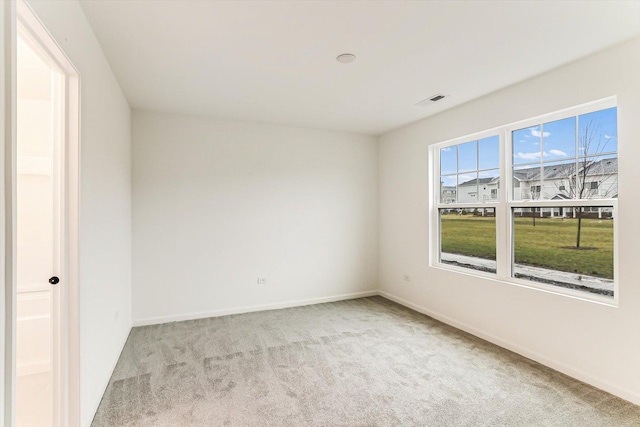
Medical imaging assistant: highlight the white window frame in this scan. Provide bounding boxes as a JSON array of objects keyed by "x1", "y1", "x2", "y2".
[
  {"x1": 430, "y1": 127, "x2": 504, "y2": 282},
  {"x1": 429, "y1": 97, "x2": 619, "y2": 306}
]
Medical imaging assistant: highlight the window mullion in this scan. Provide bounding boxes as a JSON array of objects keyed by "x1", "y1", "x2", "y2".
[
  {"x1": 497, "y1": 130, "x2": 511, "y2": 281},
  {"x1": 431, "y1": 146, "x2": 440, "y2": 266}
]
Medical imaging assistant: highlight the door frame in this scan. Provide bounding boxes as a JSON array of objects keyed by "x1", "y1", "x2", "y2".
[
  {"x1": 4, "y1": 1, "x2": 81, "y2": 425},
  {"x1": 1, "y1": 1, "x2": 17, "y2": 425}
]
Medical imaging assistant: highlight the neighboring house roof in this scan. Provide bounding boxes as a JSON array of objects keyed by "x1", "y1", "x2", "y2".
[
  {"x1": 458, "y1": 177, "x2": 498, "y2": 187},
  {"x1": 514, "y1": 162, "x2": 575, "y2": 181},
  {"x1": 512, "y1": 158, "x2": 617, "y2": 182},
  {"x1": 441, "y1": 158, "x2": 617, "y2": 188},
  {"x1": 589, "y1": 157, "x2": 618, "y2": 175}
]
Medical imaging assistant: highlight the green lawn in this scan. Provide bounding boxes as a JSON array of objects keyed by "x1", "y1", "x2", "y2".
[
  {"x1": 440, "y1": 215, "x2": 497, "y2": 260},
  {"x1": 440, "y1": 214, "x2": 613, "y2": 279}
]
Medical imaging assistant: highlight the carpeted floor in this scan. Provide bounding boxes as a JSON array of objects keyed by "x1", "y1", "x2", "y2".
[{"x1": 91, "y1": 296, "x2": 640, "y2": 426}]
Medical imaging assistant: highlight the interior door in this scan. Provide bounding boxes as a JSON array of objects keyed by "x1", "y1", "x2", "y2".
[{"x1": 15, "y1": 28, "x2": 63, "y2": 427}]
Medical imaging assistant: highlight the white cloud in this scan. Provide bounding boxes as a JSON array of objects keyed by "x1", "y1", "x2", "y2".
[
  {"x1": 441, "y1": 147, "x2": 453, "y2": 152},
  {"x1": 515, "y1": 151, "x2": 542, "y2": 160},
  {"x1": 604, "y1": 134, "x2": 616, "y2": 140},
  {"x1": 548, "y1": 149, "x2": 567, "y2": 156},
  {"x1": 515, "y1": 150, "x2": 567, "y2": 160},
  {"x1": 530, "y1": 128, "x2": 550, "y2": 138}
]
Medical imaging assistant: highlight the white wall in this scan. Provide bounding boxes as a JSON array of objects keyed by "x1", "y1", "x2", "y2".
[
  {"x1": 133, "y1": 111, "x2": 377, "y2": 324},
  {"x1": 24, "y1": 1, "x2": 132, "y2": 426},
  {"x1": 378, "y1": 36, "x2": 640, "y2": 404}
]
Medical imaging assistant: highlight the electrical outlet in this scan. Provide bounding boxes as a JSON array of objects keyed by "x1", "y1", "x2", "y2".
[
  {"x1": 403, "y1": 275, "x2": 410, "y2": 282},
  {"x1": 257, "y1": 277, "x2": 267, "y2": 284}
]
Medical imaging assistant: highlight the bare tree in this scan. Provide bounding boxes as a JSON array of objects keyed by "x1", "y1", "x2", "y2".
[
  {"x1": 554, "y1": 119, "x2": 617, "y2": 248},
  {"x1": 517, "y1": 169, "x2": 541, "y2": 226},
  {"x1": 531, "y1": 186, "x2": 541, "y2": 227}
]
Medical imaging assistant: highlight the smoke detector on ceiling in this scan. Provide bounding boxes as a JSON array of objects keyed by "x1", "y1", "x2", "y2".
[
  {"x1": 336, "y1": 53, "x2": 356, "y2": 64},
  {"x1": 415, "y1": 94, "x2": 447, "y2": 106}
]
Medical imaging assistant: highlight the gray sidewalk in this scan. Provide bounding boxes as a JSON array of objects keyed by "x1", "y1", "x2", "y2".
[{"x1": 440, "y1": 253, "x2": 613, "y2": 295}]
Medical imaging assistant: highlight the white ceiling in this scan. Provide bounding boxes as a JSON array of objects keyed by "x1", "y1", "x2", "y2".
[{"x1": 79, "y1": 0, "x2": 640, "y2": 135}]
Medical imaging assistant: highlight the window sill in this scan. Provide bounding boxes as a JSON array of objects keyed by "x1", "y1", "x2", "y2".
[{"x1": 429, "y1": 261, "x2": 619, "y2": 308}]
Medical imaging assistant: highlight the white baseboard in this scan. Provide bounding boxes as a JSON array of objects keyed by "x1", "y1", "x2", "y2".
[
  {"x1": 132, "y1": 290, "x2": 379, "y2": 327},
  {"x1": 378, "y1": 290, "x2": 640, "y2": 406}
]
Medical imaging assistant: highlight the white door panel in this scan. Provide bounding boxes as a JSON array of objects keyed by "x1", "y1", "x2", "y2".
[{"x1": 16, "y1": 291, "x2": 51, "y2": 376}]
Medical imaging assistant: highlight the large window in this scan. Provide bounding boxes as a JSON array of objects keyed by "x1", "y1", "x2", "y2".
[
  {"x1": 432, "y1": 98, "x2": 618, "y2": 302},
  {"x1": 438, "y1": 135, "x2": 499, "y2": 273}
]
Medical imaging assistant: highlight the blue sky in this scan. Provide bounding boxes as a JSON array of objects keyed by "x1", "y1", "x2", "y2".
[
  {"x1": 440, "y1": 174, "x2": 456, "y2": 189},
  {"x1": 513, "y1": 107, "x2": 617, "y2": 165},
  {"x1": 440, "y1": 145, "x2": 457, "y2": 175},
  {"x1": 440, "y1": 135, "x2": 499, "y2": 176},
  {"x1": 479, "y1": 168, "x2": 499, "y2": 181},
  {"x1": 479, "y1": 136, "x2": 499, "y2": 170},
  {"x1": 513, "y1": 117, "x2": 575, "y2": 165},
  {"x1": 579, "y1": 107, "x2": 618, "y2": 155},
  {"x1": 458, "y1": 141, "x2": 476, "y2": 172}
]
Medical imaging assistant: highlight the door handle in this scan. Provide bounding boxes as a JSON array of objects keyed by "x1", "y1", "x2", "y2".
[{"x1": 49, "y1": 276, "x2": 60, "y2": 285}]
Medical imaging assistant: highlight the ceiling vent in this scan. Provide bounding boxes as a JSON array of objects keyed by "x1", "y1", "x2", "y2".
[{"x1": 416, "y1": 94, "x2": 446, "y2": 106}]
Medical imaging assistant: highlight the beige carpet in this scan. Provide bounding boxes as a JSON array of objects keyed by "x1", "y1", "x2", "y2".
[{"x1": 92, "y1": 296, "x2": 640, "y2": 426}]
